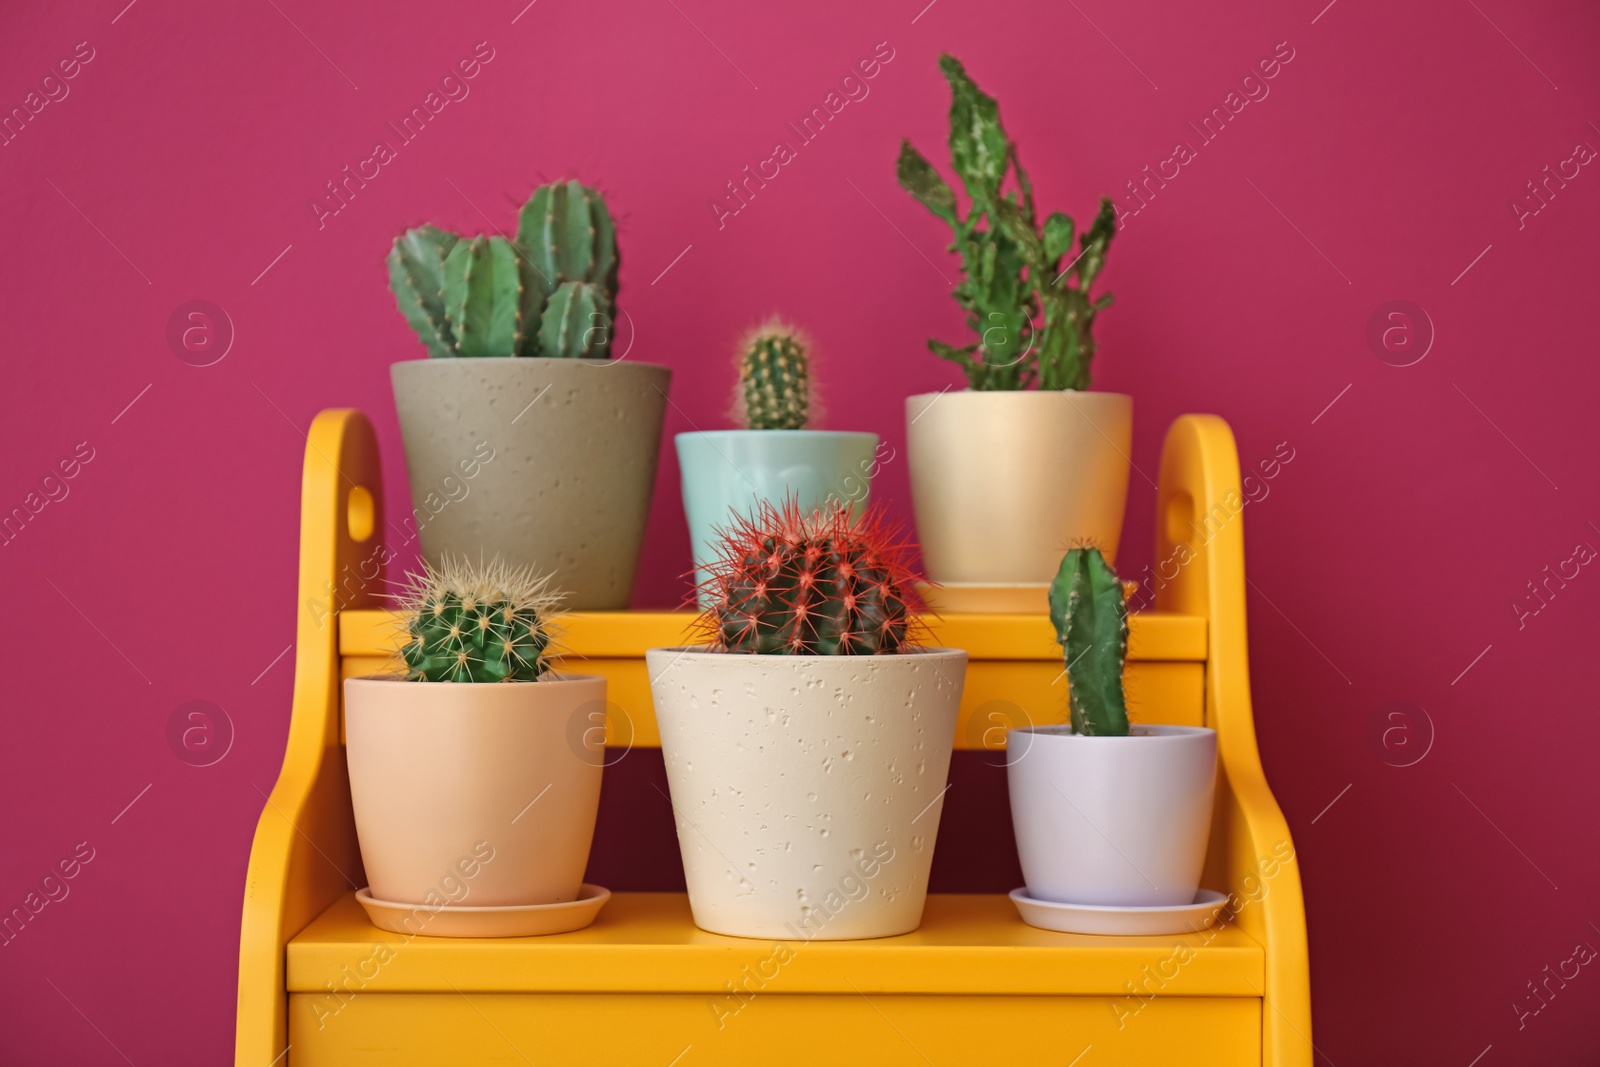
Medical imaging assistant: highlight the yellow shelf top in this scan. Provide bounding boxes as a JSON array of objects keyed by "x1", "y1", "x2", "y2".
[
  {"x1": 287, "y1": 891, "x2": 1262, "y2": 997},
  {"x1": 339, "y1": 610, "x2": 1206, "y2": 663}
]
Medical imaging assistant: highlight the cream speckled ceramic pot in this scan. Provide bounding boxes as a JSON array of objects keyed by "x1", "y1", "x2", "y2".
[
  {"x1": 646, "y1": 648, "x2": 967, "y2": 940},
  {"x1": 905, "y1": 390, "x2": 1132, "y2": 583}
]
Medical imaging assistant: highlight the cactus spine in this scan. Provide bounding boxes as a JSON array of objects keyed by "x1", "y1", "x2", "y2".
[
  {"x1": 387, "y1": 179, "x2": 619, "y2": 359},
  {"x1": 1048, "y1": 547, "x2": 1129, "y2": 736},
  {"x1": 397, "y1": 558, "x2": 562, "y2": 683},
  {"x1": 696, "y1": 498, "x2": 924, "y2": 655},
  {"x1": 737, "y1": 322, "x2": 811, "y2": 430},
  {"x1": 897, "y1": 54, "x2": 1116, "y2": 391}
]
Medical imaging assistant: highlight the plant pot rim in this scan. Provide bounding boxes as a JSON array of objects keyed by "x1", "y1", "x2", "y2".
[
  {"x1": 391, "y1": 356, "x2": 670, "y2": 371},
  {"x1": 675, "y1": 429, "x2": 878, "y2": 441},
  {"x1": 346, "y1": 671, "x2": 604, "y2": 688},
  {"x1": 1009, "y1": 723, "x2": 1215, "y2": 742},
  {"x1": 907, "y1": 388, "x2": 1131, "y2": 401},
  {"x1": 647, "y1": 645, "x2": 966, "y2": 663}
]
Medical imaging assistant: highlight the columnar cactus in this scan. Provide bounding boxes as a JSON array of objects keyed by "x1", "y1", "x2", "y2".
[
  {"x1": 396, "y1": 558, "x2": 562, "y2": 683},
  {"x1": 736, "y1": 322, "x2": 811, "y2": 431},
  {"x1": 517, "y1": 180, "x2": 619, "y2": 301},
  {"x1": 387, "y1": 224, "x2": 459, "y2": 359},
  {"x1": 897, "y1": 55, "x2": 1116, "y2": 391},
  {"x1": 441, "y1": 236, "x2": 532, "y2": 358},
  {"x1": 386, "y1": 179, "x2": 619, "y2": 359},
  {"x1": 695, "y1": 498, "x2": 924, "y2": 655},
  {"x1": 1048, "y1": 547, "x2": 1130, "y2": 736}
]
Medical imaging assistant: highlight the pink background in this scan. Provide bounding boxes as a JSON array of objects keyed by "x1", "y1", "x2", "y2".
[{"x1": 4, "y1": 0, "x2": 1599, "y2": 1061}]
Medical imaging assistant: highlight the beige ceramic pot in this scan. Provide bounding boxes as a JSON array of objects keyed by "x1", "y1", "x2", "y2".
[
  {"x1": 344, "y1": 673, "x2": 605, "y2": 907},
  {"x1": 905, "y1": 390, "x2": 1132, "y2": 584},
  {"x1": 646, "y1": 647, "x2": 967, "y2": 940},
  {"x1": 391, "y1": 358, "x2": 670, "y2": 610}
]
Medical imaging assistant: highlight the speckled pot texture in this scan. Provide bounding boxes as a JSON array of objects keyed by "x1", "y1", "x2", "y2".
[
  {"x1": 392, "y1": 358, "x2": 670, "y2": 609},
  {"x1": 646, "y1": 647, "x2": 968, "y2": 940}
]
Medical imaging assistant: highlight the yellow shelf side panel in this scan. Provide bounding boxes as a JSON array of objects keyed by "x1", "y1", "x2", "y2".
[
  {"x1": 235, "y1": 410, "x2": 379, "y2": 1067},
  {"x1": 1155, "y1": 414, "x2": 1313, "y2": 1066}
]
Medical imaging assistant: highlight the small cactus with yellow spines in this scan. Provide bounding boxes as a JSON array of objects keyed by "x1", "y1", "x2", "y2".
[
  {"x1": 394, "y1": 558, "x2": 562, "y2": 683},
  {"x1": 736, "y1": 321, "x2": 811, "y2": 431}
]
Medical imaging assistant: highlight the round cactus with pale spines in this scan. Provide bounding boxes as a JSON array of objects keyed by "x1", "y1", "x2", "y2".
[
  {"x1": 396, "y1": 558, "x2": 562, "y2": 682},
  {"x1": 694, "y1": 498, "x2": 924, "y2": 655},
  {"x1": 737, "y1": 322, "x2": 811, "y2": 431}
]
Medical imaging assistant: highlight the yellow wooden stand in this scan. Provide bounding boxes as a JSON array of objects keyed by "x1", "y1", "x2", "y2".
[{"x1": 236, "y1": 409, "x2": 1312, "y2": 1065}]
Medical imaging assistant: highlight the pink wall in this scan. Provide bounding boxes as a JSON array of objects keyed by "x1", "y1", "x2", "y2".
[{"x1": 4, "y1": 0, "x2": 1598, "y2": 1061}]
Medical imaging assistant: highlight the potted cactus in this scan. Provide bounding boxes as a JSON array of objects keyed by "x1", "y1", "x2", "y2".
[
  {"x1": 676, "y1": 320, "x2": 878, "y2": 602},
  {"x1": 344, "y1": 558, "x2": 609, "y2": 937},
  {"x1": 387, "y1": 180, "x2": 671, "y2": 610},
  {"x1": 897, "y1": 56, "x2": 1130, "y2": 605},
  {"x1": 1006, "y1": 547, "x2": 1219, "y2": 932},
  {"x1": 646, "y1": 499, "x2": 967, "y2": 940}
]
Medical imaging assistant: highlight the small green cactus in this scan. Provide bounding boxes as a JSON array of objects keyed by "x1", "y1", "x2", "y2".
[
  {"x1": 1048, "y1": 547, "x2": 1129, "y2": 736},
  {"x1": 736, "y1": 322, "x2": 811, "y2": 430},
  {"x1": 898, "y1": 55, "x2": 1116, "y2": 391},
  {"x1": 538, "y1": 280, "x2": 610, "y2": 359},
  {"x1": 386, "y1": 179, "x2": 619, "y2": 359},
  {"x1": 396, "y1": 558, "x2": 562, "y2": 683}
]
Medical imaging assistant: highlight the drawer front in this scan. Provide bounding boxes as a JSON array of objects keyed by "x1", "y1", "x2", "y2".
[{"x1": 290, "y1": 991, "x2": 1260, "y2": 1066}]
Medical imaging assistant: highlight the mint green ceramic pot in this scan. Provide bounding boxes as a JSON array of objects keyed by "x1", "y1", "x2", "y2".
[{"x1": 676, "y1": 430, "x2": 879, "y2": 596}]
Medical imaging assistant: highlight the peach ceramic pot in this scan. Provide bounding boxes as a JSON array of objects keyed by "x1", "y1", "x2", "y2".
[
  {"x1": 646, "y1": 647, "x2": 967, "y2": 940},
  {"x1": 905, "y1": 389, "x2": 1133, "y2": 583},
  {"x1": 344, "y1": 673, "x2": 606, "y2": 907}
]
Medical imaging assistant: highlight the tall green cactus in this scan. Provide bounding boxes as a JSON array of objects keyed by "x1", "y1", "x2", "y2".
[
  {"x1": 1048, "y1": 547, "x2": 1129, "y2": 736},
  {"x1": 737, "y1": 323, "x2": 810, "y2": 430},
  {"x1": 387, "y1": 179, "x2": 619, "y2": 359},
  {"x1": 897, "y1": 55, "x2": 1116, "y2": 391},
  {"x1": 517, "y1": 180, "x2": 619, "y2": 300}
]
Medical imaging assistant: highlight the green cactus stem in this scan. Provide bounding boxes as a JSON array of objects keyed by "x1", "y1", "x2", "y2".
[
  {"x1": 737, "y1": 322, "x2": 811, "y2": 430},
  {"x1": 442, "y1": 235, "x2": 529, "y2": 358},
  {"x1": 387, "y1": 225, "x2": 460, "y2": 359},
  {"x1": 695, "y1": 498, "x2": 924, "y2": 655},
  {"x1": 389, "y1": 179, "x2": 621, "y2": 359},
  {"x1": 897, "y1": 54, "x2": 1117, "y2": 391},
  {"x1": 538, "y1": 280, "x2": 610, "y2": 359},
  {"x1": 516, "y1": 180, "x2": 619, "y2": 298},
  {"x1": 1048, "y1": 547, "x2": 1130, "y2": 736},
  {"x1": 396, "y1": 558, "x2": 562, "y2": 683}
]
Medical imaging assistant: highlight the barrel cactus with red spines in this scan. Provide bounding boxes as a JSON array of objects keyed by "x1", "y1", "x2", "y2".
[{"x1": 694, "y1": 498, "x2": 926, "y2": 655}]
